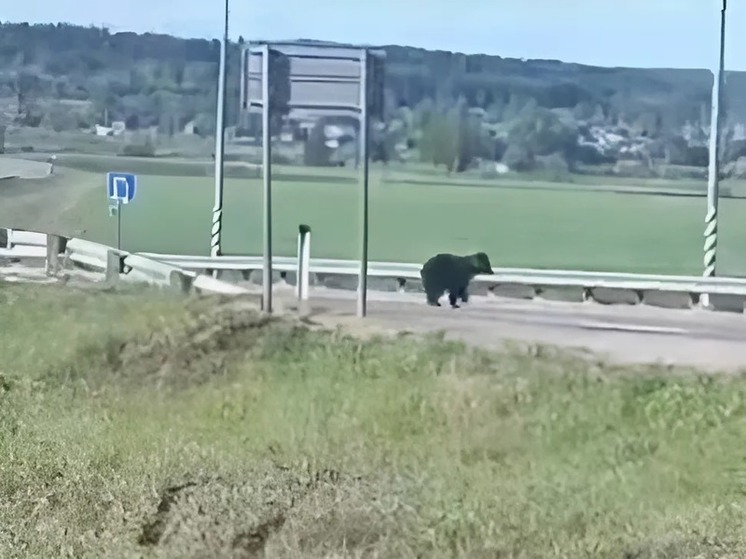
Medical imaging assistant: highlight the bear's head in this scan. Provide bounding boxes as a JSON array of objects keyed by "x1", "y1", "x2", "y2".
[{"x1": 469, "y1": 252, "x2": 494, "y2": 275}]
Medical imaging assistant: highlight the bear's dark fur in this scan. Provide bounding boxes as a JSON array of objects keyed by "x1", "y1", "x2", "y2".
[{"x1": 419, "y1": 252, "x2": 494, "y2": 308}]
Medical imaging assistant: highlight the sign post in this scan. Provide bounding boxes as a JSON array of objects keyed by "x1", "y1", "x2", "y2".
[
  {"x1": 106, "y1": 172, "x2": 137, "y2": 251},
  {"x1": 242, "y1": 41, "x2": 385, "y2": 316},
  {"x1": 357, "y1": 48, "x2": 370, "y2": 318},
  {"x1": 261, "y1": 43, "x2": 273, "y2": 313}
]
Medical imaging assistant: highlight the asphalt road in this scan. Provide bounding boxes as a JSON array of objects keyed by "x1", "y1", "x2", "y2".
[
  {"x1": 4, "y1": 262, "x2": 745, "y2": 373},
  {"x1": 277, "y1": 286, "x2": 746, "y2": 373}
]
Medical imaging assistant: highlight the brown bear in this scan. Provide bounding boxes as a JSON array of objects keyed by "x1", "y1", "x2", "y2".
[{"x1": 419, "y1": 251, "x2": 494, "y2": 308}]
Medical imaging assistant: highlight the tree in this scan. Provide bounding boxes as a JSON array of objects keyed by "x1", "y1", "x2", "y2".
[
  {"x1": 372, "y1": 119, "x2": 408, "y2": 164},
  {"x1": 304, "y1": 119, "x2": 333, "y2": 166},
  {"x1": 45, "y1": 102, "x2": 78, "y2": 132},
  {"x1": 151, "y1": 89, "x2": 181, "y2": 135},
  {"x1": 573, "y1": 100, "x2": 596, "y2": 121},
  {"x1": 412, "y1": 97, "x2": 435, "y2": 131},
  {"x1": 420, "y1": 110, "x2": 459, "y2": 172},
  {"x1": 485, "y1": 100, "x2": 505, "y2": 123},
  {"x1": 12, "y1": 71, "x2": 41, "y2": 117},
  {"x1": 419, "y1": 104, "x2": 489, "y2": 174},
  {"x1": 456, "y1": 109, "x2": 489, "y2": 172},
  {"x1": 503, "y1": 93, "x2": 536, "y2": 121},
  {"x1": 504, "y1": 107, "x2": 579, "y2": 171}
]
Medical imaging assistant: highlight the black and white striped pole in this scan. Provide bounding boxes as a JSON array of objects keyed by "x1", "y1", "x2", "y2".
[
  {"x1": 210, "y1": 0, "x2": 229, "y2": 263},
  {"x1": 702, "y1": 0, "x2": 726, "y2": 308}
]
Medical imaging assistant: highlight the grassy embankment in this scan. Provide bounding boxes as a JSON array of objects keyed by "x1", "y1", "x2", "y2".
[{"x1": 1, "y1": 283, "x2": 746, "y2": 557}]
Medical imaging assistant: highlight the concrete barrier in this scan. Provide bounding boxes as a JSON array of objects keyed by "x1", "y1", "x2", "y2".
[
  {"x1": 536, "y1": 286, "x2": 587, "y2": 303},
  {"x1": 590, "y1": 287, "x2": 641, "y2": 306},
  {"x1": 707, "y1": 294, "x2": 745, "y2": 314},
  {"x1": 491, "y1": 283, "x2": 536, "y2": 300},
  {"x1": 642, "y1": 290, "x2": 694, "y2": 310}
]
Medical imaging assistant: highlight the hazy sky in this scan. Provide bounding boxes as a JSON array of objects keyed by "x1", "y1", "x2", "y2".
[{"x1": 5, "y1": 0, "x2": 745, "y2": 70}]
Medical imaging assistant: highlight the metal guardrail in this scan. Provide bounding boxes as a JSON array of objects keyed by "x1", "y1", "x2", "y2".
[
  {"x1": 7, "y1": 227, "x2": 746, "y2": 309},
  {"x1": 1, "y1": 232, "x2": 252, "y2": 297},
  {"x1": 63, "y1": 238, "x2": 252, "y2": 296},
  {"x1": 139, "y1": 252, "x2": 746, "y2": 297},
  {"x1": 0, "y1": 228, "x2": 48, "y2": 258}
]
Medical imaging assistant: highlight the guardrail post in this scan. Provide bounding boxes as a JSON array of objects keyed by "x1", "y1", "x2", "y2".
[
  {"x1": 45, "y1": 234, "x2": 61, "y2": 276},
  {"x1": 296, "y1": 224, "x2": 311, "y2": 301},
  {"x1": 169, "y1": 270, "x2": 194, "y2": 295},
  {"x1": 105, "y1": 250, "x2": 124, "y2": 283}
]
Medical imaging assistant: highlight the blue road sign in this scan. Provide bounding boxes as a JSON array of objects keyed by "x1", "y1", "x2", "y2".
[{"x1": 106, "y1": 172, "x2": 137, "y2": 204}]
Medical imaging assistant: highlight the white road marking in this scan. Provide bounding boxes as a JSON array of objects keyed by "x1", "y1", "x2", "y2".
[{"x1": 578, "y1": 321, "x2": 688, "y2": 335}]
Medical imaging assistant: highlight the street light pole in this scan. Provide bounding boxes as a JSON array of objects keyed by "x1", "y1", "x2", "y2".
[
  {"x1": 702, "y1": 0, "x2": 726, "y2": 308},
  {"x1": 210, "y1": 0, "x2": 229, "y2": 261}
]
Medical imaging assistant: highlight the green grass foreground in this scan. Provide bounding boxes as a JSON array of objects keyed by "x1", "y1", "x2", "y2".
[{"x1": 1, "y1": 284, "x2": 746, "y2": 557}]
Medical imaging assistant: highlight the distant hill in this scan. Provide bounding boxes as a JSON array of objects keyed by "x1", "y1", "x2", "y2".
[
  {"x1": 0, "y1": 22, "x2": 737, "y2": 131},
  {"x1": 2, "y1": 22, "x2": 746, "y2": 174}
]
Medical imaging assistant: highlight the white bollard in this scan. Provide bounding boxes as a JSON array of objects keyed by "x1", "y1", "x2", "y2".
[
  {"x1": 45, "y1": 234, "x2": 61, "y2": 276},
  {"x1": 296, "y1": 224, "x2": 311, "y2": 301}
]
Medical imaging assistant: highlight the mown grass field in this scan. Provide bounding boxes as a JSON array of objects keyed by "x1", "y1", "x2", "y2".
[
  {"x1": 2, "y1": 283, "x2": 746, "y2": 557},
  {"x1": 4, "y1": 152, "x2": 746, "y2": 275}
]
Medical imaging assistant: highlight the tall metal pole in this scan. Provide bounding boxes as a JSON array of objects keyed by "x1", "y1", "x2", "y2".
[
  {"x1": 703, "y1": 0, "x2": 727, "y2": 307},
  {"x1": 117, "y1": 199, "x2": 122, "y2": 251},
  {"x1": 262, "y1": 44, "x2": 273, "y2": 313},
  {"x1": 210, "y1": 0, "x2": 229, "y2": 260},
  {"x1": 357, "y1": 48, "x2": 370, "y2": 318}
]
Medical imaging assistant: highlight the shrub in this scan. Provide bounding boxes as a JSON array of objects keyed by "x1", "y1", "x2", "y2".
[{"x1": 121, "y1": 142, "x2": 156, "y2": 157}]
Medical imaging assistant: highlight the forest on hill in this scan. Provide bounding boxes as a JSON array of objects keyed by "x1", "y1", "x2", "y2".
[{"x1": 2, "y1": 22, "x2": 745, "y2": 175}]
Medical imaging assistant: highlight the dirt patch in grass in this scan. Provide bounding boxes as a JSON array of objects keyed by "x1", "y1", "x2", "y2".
[
  {"x1": 135, "y1": 463, "x2": 412, "y2": 559},
  {"x1": 83, "y1": 295, "x2": 407, "y2": 392},
  {"x1": 58, "y1": 296, "x2": 310, "y2": 391},
  {"x1": 623, "y1": 534, "x2": 746, "y2": 559}
]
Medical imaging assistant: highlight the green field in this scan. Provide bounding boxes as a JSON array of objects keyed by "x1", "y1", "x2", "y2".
[
  {"x1": 2, "y1": 284, "x2": 746, "y2": 557},
  {"x1": 4, "y1": 153, "x2": 746, "y2": 275}
]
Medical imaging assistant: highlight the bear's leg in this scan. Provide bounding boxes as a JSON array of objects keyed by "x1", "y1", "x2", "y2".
[
  {"x1": 448, "y1": 291, "x2": 460, "y2": 308},
  {"x1": 458, "y1": 285, "x2": 469, "y2": 303},
  {"x1": 425, "y1": 288, "x2": 442, "y2": 307}
]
